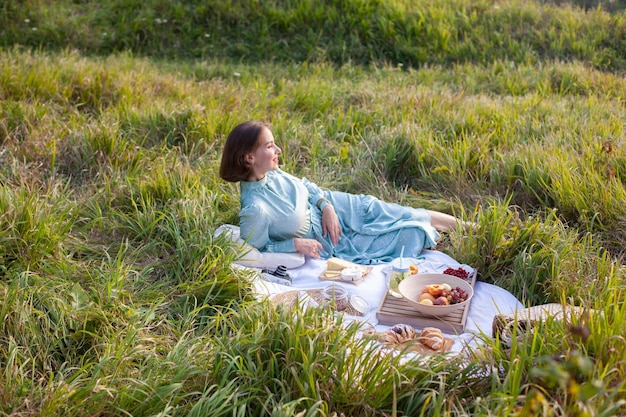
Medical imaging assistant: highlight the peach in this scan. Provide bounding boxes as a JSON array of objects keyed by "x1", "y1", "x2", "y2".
[
  {"x1": 419, "y1": 293, "x2": 436, "y2": 303},
  {"x1": 427, "y1": 284, "x2": 445, "y2": 297},
  {"x1": 434, "y1": 296, "x2": 449, "y2": 306}
]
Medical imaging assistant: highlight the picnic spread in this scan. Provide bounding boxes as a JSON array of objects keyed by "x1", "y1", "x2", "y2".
[
  {"x1": 249, "y1": 249, "x2": 524, "y2": 354},
  {"x1": 218, "y1": 224, "x2": 592, "y2": 356}
]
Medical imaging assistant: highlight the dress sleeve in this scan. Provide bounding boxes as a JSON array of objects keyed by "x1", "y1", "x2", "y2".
[
  {"x1": 301, "y1": 177, "x2": 329, "y2": 211},
  {"x1": 239, "y1": 204, "x2": 297, "y2": 253}
]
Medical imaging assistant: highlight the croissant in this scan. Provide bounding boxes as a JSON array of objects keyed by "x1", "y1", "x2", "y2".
[
  {"x1": 419, "y1": 327, "x2": 445, "y2": 351},
  {"x1": 383, "y1": 323, "x2": 419, "y2": 344}
]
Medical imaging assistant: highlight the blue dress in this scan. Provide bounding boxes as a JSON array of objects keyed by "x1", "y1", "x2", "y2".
[{"x1": 239, "y1": 169, "x2": 439, "y2": 265}]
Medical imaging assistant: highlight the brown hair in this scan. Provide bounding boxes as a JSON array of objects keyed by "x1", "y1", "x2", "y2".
[{"x1": 219, "y1": 121, "x2": 269, "y2": 182}]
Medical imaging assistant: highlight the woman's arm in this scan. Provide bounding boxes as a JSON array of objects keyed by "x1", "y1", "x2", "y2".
[
  {"x1": 301, "y1": 177, "x2": 331, "y2": 212},
  {"x1": 319, "y1": 203, "x2": 341, "y2": 246},
  {"x1": 301, "y1": 177, "x2": 342, "y2": 245},
  {"x1": 239, "y1": 203, "x2": 325, "y2": 256},
  {"x1": 239, "y1": 204, "x2": 297, "y2": 253}
]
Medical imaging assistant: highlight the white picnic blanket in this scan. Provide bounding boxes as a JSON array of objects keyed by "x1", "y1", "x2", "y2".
[{"x1": 248, "y1": 249, "x2": 523, "y2": 353}]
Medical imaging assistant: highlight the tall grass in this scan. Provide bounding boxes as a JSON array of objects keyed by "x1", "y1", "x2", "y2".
[
  {"x1": 2, "y1": 0, "x2": 626, "y2": 72},
  {"x1": 1, "y1": 0, "x2": 626, "y2": 415},
  {"x1": 0, "y1": 183, "x2": 75, "y2": 271}
]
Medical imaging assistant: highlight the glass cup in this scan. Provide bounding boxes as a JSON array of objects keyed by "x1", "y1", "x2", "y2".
[
  {"x1": 322, "y1": 284, "x2": 349, "y2": 311},
  {"x1": 388, "y1": 258, "x2": 410, "y2": 298}
]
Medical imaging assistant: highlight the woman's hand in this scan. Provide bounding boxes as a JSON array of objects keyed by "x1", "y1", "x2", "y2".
[
  {"x1": 321, "y1": 204, "x2": 342, "y2": 246},
  {"x1": 294, "y1": 238, "x2": 324, "y2": 258}
]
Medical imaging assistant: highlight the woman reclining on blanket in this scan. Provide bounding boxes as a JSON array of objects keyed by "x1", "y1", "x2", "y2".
[{"x1": 219, "y1": 121, "x2": 470, "y2": 265}]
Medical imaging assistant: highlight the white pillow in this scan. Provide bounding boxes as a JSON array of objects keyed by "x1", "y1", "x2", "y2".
[{"x1": 214, "y1": 224, "x2": 305, "y2": 270}]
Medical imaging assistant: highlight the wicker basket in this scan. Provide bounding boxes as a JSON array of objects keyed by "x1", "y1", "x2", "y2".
[{"x1": 492, "y1": 303, "x2": 590, "y2": 346}]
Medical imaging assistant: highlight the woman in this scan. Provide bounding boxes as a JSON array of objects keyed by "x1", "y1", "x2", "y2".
[{"x1": 220, "y1": 121, "x2": 465, "y2": 265}]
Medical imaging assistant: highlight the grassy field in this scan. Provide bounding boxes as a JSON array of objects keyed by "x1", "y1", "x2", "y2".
[{"x1": 1, "y1": 0, "x2": 626, "y2": 415}]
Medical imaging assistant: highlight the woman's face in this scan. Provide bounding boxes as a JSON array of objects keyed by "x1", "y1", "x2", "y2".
[{"x1": 246, "y1": 127, "x2": 281, "y2": 181}]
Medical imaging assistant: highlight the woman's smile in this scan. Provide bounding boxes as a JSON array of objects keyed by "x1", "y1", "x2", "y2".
[{"x1": 247, "y1": 127, "x2": 281, "y2": 181}]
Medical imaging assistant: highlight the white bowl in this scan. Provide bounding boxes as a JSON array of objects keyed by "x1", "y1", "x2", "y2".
[{"x1": 397, "y1": 273, "x2": 474, "y2": 317}]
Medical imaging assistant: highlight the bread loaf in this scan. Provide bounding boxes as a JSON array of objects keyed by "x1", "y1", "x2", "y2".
[
  {"x1": 419, "y1": 327, "x2": 445, "y2": 351},
  {"x1": 383, "y1": 323, "x2": 419, "y2": 344}
]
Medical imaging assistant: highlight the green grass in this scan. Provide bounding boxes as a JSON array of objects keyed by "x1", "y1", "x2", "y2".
[
  {"x1": 1, "y1": 0, "x2": 626, "y2": 415},
  {"x1": 2, "y1": 0, "x2": 626, "y2": 71}
]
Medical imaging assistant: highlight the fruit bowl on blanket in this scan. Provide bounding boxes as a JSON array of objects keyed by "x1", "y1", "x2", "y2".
[{"x1": 398, "y1": 273, "x2": 474, "y2": 317}]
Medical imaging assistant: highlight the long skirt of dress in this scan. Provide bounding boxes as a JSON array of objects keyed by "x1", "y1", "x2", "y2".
[{"x1": 311, "y1": 191, "x2": 440, "y2": 265}]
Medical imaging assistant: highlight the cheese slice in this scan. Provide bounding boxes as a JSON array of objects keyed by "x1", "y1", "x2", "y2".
[
  {"x1": 326, "y1": 257, "x2": 359, "y2": 271},
  {"x1": 323, "y1": 270, "x2": 342, "y2": 279}
]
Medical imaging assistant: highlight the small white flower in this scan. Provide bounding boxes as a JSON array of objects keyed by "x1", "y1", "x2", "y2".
[
  {"x1": 24, "y1": 18, "x2": 30, "y2": 23},
  {"x1": 233, "y1": 72, "x2": 241, "y2": 77}
]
